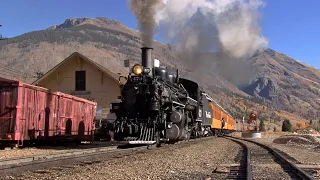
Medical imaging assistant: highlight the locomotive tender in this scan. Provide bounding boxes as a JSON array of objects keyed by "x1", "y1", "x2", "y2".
[{"x1": 111, "y1": 47, "x2": 235, "y2": 146}]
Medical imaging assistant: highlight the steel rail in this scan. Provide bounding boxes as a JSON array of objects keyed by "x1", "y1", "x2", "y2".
[
  {"x1": 225, "y1": 135, "x2": 314, "y2": 180},
  {"x1": 224, "y1": 136, "x2": 253, "y2": 180}
]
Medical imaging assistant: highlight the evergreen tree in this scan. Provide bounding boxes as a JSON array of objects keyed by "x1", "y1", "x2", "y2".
[
  {"x1": 259, "y1": 119, "x2": 266, "y2": 132},
  {"x1": 282, "y1": 119, "x2": 292, "y2": 132}
]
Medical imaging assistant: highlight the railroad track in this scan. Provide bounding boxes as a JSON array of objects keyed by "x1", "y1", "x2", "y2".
[
  {"x1": 224, "y1": 136, "x2": 315, "y2": 180},
  {"x1": 0, "y1": 137, "x2": 213, "y2": 178}
]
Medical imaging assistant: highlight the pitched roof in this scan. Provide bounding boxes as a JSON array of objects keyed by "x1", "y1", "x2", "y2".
[{"x1": 32, "y1": 52, "x2": 120, "y2": 85}]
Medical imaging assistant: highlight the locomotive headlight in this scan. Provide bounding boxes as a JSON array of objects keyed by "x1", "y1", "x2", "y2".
[{"x1": 133, "y1": 64, "x2": 143, "y2": 75}]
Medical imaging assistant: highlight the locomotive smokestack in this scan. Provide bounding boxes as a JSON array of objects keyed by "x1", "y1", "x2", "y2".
[{"x1": 141, "y1": 47, "x2": 154, "y2": 72}]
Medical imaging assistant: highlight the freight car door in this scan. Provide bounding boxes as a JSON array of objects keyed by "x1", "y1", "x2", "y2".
[
  {"x1": 44, "y1": 107, "x2": 50, "y2": 139},
  {"x1": 0, "y1": 86, "x2": 17, "y2": 138},
  {"x1": 44, "y1": 93, "x2": 55, "y2": 139}
]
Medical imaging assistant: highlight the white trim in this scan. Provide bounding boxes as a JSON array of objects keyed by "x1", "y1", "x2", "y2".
[
  {"x1": 173, "y1": 101, "x2": 185, "y2": 107},
  {"x1": 129, "y1": 141, "x2": 156, "y2": 145}
]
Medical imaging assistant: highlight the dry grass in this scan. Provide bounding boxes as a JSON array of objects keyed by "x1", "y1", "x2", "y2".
[
  {"x1": 261, "y1": 131, "x2": 292, "y2": 137},
  {"x1": 276, "y1": 110, "x2": 309, "y2": 125}
]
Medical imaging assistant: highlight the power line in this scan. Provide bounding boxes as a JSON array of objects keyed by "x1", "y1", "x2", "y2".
[
  {"x1": 0, "y1": 62, "x2": 38, "y2": 83},
  {"x1": 0, "y1": 64, "x2": 37, "y2": 78},
  {"x1": 0, "y1": 60, "x2": 37, "y2": 76}
]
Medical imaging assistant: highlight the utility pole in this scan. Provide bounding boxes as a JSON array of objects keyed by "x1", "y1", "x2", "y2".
[{"x1": 0, "y1": 24, "x2": 3, "y2": 40}]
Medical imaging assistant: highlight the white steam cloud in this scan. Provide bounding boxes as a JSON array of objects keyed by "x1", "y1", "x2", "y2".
[{"x1": 156, "y1": 0, "x2": 268, "y2": 58}]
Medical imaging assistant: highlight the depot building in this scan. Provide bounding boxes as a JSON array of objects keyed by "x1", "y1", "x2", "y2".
[{"x1": 33, "y1": 52, "x2": 123, "y2": 120}]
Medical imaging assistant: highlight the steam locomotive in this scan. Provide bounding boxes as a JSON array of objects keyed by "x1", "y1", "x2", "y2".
[{"x1": 111, "y1": 47, "x2": 233, "y2": 146}]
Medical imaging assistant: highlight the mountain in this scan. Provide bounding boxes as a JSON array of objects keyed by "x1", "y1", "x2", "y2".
[
  {"x1": 242, "y1": 49, "x2": 320, "y2": 117},
  {"x1": 0, "y1": 17, "x2": 319, "y2": 121}
]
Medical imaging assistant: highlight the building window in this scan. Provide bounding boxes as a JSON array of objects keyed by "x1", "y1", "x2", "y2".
[{"x1": 75, "y1": 71, "x2": 86, "y2": 91}]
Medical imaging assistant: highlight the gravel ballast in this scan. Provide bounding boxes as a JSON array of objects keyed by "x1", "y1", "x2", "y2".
[
  {"x1": 254, "y1": 134, "x2": 320, "y2": 165},
  {"x1": 6, "y1": 138, "x2": 242, "y2": 180},
  {"x1": 244, "y1": 141, "x2": 294, "y2": 180}
]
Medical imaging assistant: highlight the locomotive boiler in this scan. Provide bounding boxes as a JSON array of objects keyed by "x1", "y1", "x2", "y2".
[{"x1": 111, "y1": 47, "x2": 214, "y2": 146}]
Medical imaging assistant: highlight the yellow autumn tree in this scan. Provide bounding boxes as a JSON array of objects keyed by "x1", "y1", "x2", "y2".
[{"x1": 296, "y1": 122, "x2": 309, "y2": 129}]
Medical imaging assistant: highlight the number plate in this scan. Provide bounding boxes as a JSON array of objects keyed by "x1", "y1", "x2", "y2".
[{"x1": 131, "y1": 76, "x2": 143, "y2": 82}]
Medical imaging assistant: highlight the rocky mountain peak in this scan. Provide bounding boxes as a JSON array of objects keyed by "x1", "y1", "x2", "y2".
[{"x1": 47, "y1": 17, "x2": 122, "y2": 30}]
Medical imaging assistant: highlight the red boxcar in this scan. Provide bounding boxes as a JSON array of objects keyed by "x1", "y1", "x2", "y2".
[{"x1": 0, "y1": 77, "x2": 97, "y2": 148}]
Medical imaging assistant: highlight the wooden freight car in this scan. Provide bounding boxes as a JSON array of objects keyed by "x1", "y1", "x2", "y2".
[{"x1": 0, "y1": 77, "x2": 97, "y2": 148}]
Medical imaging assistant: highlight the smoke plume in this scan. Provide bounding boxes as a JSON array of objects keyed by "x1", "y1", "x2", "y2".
[
  {"x1": 128, "y1": 0, "x2": 268, "y2": 86},
  {"x1": 129, "y1": 0, "x2": 163, "y2": 47},
  {"x1": 156, "y1": 0, "x2": 268, "y2": 58},
  {"x1": 154, "y1": 0, "x2": 268, "y2": 86}
]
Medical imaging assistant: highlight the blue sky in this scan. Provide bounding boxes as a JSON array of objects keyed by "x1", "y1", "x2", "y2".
[{"x1": 0, "y1": 0, "x2": 319, "y2": 68}]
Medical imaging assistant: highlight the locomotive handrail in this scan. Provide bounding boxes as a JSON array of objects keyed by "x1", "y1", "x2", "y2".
[{"x1": 187, "y1": 97, "x2": 197, "y2": 103}]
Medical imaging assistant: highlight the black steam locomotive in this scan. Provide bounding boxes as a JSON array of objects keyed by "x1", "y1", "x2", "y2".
[{"x1": 111, "y1": 47, "x2": 213, "y2": 146}]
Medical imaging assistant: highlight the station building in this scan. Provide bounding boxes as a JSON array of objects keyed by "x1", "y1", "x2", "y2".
[{"x1": 33, "y1": 52, "x2": 123, "y2": 120}]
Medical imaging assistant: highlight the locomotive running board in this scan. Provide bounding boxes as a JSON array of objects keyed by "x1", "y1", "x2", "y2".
[{"x1": 128, "y1": 141, "x2": 156, "y2": 145}]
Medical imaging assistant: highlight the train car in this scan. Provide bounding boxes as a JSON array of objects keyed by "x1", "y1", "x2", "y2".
[
  {"x1": 0, "y1": 77, "x2": 97, "y2": 148},
  {"x1": 201, "y1": 92, "x2": 236, "y2": 134}
]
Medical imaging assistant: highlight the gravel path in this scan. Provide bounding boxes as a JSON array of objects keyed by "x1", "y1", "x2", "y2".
[
  {"x1": 0, "y1": 142, "x2": 115, "y2": 160},
  {"x1": 0, "y1": 148, "x2": 79, "y2": 160},
  {"x1": 6, "y1": 138, "x2": 242, "y2": 180}
]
